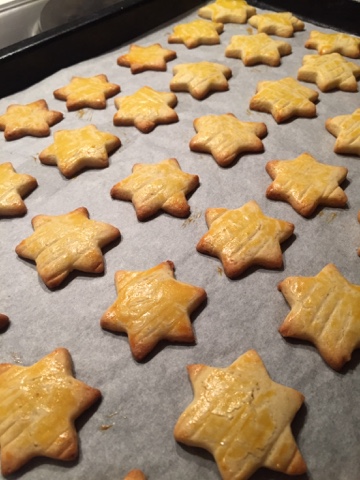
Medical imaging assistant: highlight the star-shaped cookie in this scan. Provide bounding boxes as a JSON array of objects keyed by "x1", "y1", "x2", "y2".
[
  {"x1": 297, "y1": 53, "x2": 360, "y2": 92},
  {"x1": 15, "y1": 207, "x2": 120, "y2": 288},
  {"x1": 0, "y1": 162, "x2": 37, "y2": 216},
  {"x1": 325, "y1": 108, "x2": 360, "y2": 156},
  {"x1": 170, "y1": 61, "x2": 232, "y2": 100},
  {"x1": 174, "y1": 349, "x2": 306, "y2": 480},
  {"x1": 278, "y1": 264, "x2": 360, "y2": 370},
  {"x1": 113, "y1": 86, "x2": 178, "y2": 133},
  {"x1": 266, "y1": 152, "x2": 348, "y2": 217},
  {"x1": 53, "y1": 74, "x2": 120, "y2": 110},
  {"x1": 248, "y1": 12, "x2": 305, "y2": 38},
  {"x1": 38, "y1": 124, "x2": 121, "y2": 178},
  {"x1": 198, "y1": 0, "x2": 256, "y2": 24},
  {"x1": 0, "y1": 348, "x2": 101, "y2": 475},
  {"x1": 189, "y1": 113, "x2": 267, "y2": 166},
  {"x1": 225, "y1": 33, "x2": 292, "y2": 66},
  {"x1": 110, "y1": 158, "x2": 199, "y2": 220},
  {"x1": 0, "y1": 99, "x2": 63, "y2": 141},
  {"x1": 117, "y1": 43, "x2": 177, "y2": 73},
  {"x1": 168, "y1": 19, "x2": 224, "y2": 49},
  {"x1": 196, "y1": 200, "x2": 294, "y2": 278},
  {"x1": 249, "y1": 77, "x2": 319, "y2": 123},
  {"x1": 101, "y1": 261, "x2": 207, "y2": 361},
  {"x1": 305, "y1": 31, "x2": 360, "y2": 59}
]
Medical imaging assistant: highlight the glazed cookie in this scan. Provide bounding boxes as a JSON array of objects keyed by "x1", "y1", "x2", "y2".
[
  {"x1": 110, "y1": 158, "x2": 199, "y2": 220},
  {"x1": 53, "y1": 74, "x2": 120, "y2": 110},
  {"x1": 196, "y1": 200, "x2": 294, "y2": 278},
  {"x1": 249, "y1": 77, "x2": 319, "y2": 123},
  {"x1": 190, "y1": 113, "x2": 267, "y2": 166},
  {"x1": 305, "y1": 31, "x2": 360, "y2": 59},
  {"x1": 0, "y1": 162, "x2": 37, "y2": 216},
  {"x1": 279, "y1": 264, "x2": 360, "y2": 371},
  {"x1": 117, "y1": 43, "x2": 177, "y2": 73},
  {"x1": 174, "y1": 349, "x2": 306, "y2": 480},
  {"x1": 325, "y1": 108, "x2": 360, "y2": 156},
  {"x1": 265, "y1": 152, "x2": 348, "y2": 216},
  {"x1": 248, "y1": 12, "x2": 305, "y2": 37},
  {"x1": 113, "y1": 86, "x2": 178, "y2": 133},
  {"x1": 170, "y1": 61, "x2": 232, "y2": 100},
  {"x1": 101, "y1": 261, "x2": 207, "y2": 361},
  {"x1": 0, "y1": 348, "x2": 101, "y2": 475},
  {"x1": 168, "y1": 19, "x2": 224, "y2": 48},
  {"x1": 15, "y1": 207, "x2": 120, "y2": 288},
  {"x1": 0, "y1": 99, "x2": 63, "y2": 140},
  {"x1": 198, "y1": 0, "x2": 256, "y2": 24}
]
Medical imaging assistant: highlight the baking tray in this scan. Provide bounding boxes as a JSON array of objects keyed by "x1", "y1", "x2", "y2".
[
  {"x1": 0, "y1": 1, "x2": 360, "y2": 479},
  {"x1": 0, "y1": 0, "x2": 359, "y2": 97}
]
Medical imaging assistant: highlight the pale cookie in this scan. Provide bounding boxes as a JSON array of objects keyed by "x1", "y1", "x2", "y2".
[
  {"x1": 248, "y1": 12, "x2": 305, "y2": 38},
  {"x1": 0, "y1": 348, "x2": 101, "y2": 475},
  {"x1": 278, "y1": 264, "x2": 360, "y2": 371},
  {"x1": 170, "y1": 61, "x2": 232, "y2": 100},
  {"x1": 123, "y1": 469, "x2": 147, "y2": 480},
  {"x1": 325, "y1": 108, "x2": 360, "y2": 156},
  {"x1": 174, "y1": 349, "x2": 306, "y2": 480},
  {"x1": 0, "y1": 314, "x2": 9, "y2": 330},
  {"x1": 249, "y1": 77, "x2": 319, "y2": 123},
  {"x1": 0, "y1": 162, "x2": 37, "y2": 216},
  {"x1": 297, "y1": 53, "x2": 360, "y2": 92},
  {"x1": 101, "y1": 261, "x2": 207, "y2": 361},
  {"x1": 113, "y1": 86, "x2": 178, "y2": 133},
  {"x1": 117, "y1": 43, "x2": 177, "y2": 73},
  {"x1": 305, "y1": 30, "x2": 360, "y2": 59},
  {"x1": 53, "y1": 74, "x2": 120, "y2": 110},
  {"x1": 15, "y1": 207, "x2": 120, "y2": 289},
  {"x1": 189, "y1": 113, "x2": 267, "y2": 166},
  {"x1": 225, "y1": 33, "x2": 291, "y2": 66},
  {"x1": 110, "y1": 158, "x2": 199, "y2": 220},
  {"x1": 168, "y1": 19, "x2": 224, "y2": 49},
  {"x1": 198, "y1": 0, "x2": 256, "y2": 24},
  {"x1": 38, "y1": 124, "x2": 121, "y2": 178},
  {"x1": 0, "y1": 99, "x2": 63, "y2": 140},
  {"x1": 196, "y1": 200, "x2": 294, "y2": 278},
  {"x1": 266, "y1": 152, "x2": 348, "y2": 217}
]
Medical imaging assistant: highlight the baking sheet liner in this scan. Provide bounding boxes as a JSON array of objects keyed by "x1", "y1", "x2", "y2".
[{"x1": 0, "y1": 3, "x2": 360, "y2": 479}]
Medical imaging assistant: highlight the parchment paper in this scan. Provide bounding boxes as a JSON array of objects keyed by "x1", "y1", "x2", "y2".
[{"x1": 0, "y1": 3, "x2": 360, "y2": 479}]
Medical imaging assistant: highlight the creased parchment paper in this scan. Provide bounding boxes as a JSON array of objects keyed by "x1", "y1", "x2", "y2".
[{"x1": 0, "y1": 3, "x2": 359, "y2": 479}]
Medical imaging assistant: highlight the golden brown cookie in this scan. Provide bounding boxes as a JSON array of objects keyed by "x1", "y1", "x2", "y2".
[
  {"x1": 189, "y1": 113, "x2": 267, "y2": 166},
  {"x1": 297, "y1": 53, "x2": 360, "y2": 92},
  {"x1": 15, "y1": 207, "x2": 120, "y2": 289},
  {"x1": 325, "y1": 108, "x2": 360, "y2": 156},
  {"x1": 225, "y1": 32, "x2": 292, "y2": 66},
  {"x1": 170, "y1": 61, "x2": 232, "y2": 100},
  {"x1": 0, "y1": 99, "x2": 63, "y2": 141},
  {"x1": 101, "y1": 261, "x2": 207, "y2": 361},
  {"x1": 0, "y1": 348, "x2": 101, "y2": 475},
  {"x1": 0, "y1": 314, "x2": 9, "y2": 330},
  {"x1": 168, "y1": 19, "x2": 224, "y2": 49},
  {"x1": 198, "y1": 0, "x2": 256, "y2": 24},
  {"x1": 117, "y1": 43, "x2": 177, "y2": 73},
  {"x1": 278, "y1": 264, "x2": 360, "y2": 371},
  {"x1": 248, "y1": 11, "x2": 305, "y2": 37},
  {"x1": 113, "y1": 86, "x2": 178, "y2": 133},
  {"x1": 196, "y1": 200, "x2": 294, "y2": 278},
  {"x1": 110, "y1": 158, "x2": 199, "y2": 220},
  {"x1": 0, "y1": 162, "x2": 38, "y2": 217},
  {"x1": 265, "y1": 152, "x2": 348, "y2": 217},
  {"x1": 174, "y1": 349, "x2": 306, "y2": 480},
  {"x1": 53, "y1": 74, "x2": 120, "y2": 110},
  {"x1": 249, "y1": 77, "x2": 319, "y2": 123},
  {"x1": 38, "y1": 124, "x2": 121, "y2": 178},
  {"x1": 305, "y1": 30, "x2": 360, "y2": 59},
  {"x1": 123, "y1": 470, "x2": 147, "y2": 480}
]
